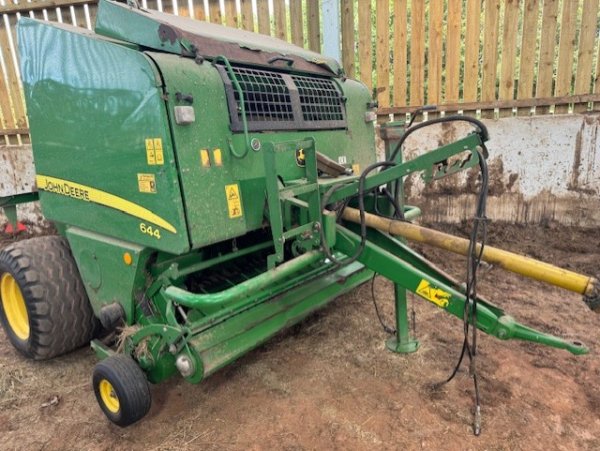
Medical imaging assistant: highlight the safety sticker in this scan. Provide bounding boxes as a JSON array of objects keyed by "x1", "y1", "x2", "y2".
[
  {"x1": 200, "y1": 149, "x2": 210, "y2": 168},
  {"x1": 416, "y1": 279, "x2": 450, "y2": 308},
  {"x1": 225, "y1": 183, "x2": 243, "y2": 219},
  {"x1": 154, "y1": 138, "x2": 164, "y2": 165},
  {"x1": 213, "y1": 148, "x2": 223, "y2": 167},
  {"x1": 145, "y1": 139, "x2": 156, "y2": 165},
  {"x1": 352, "y1": 163, "x2": 360, "y2": 174},
  {"x1": 295, "y1": 148, "x2": 306, "y2": 167},
  {"x1": 138, "y1": 173, "x2": 157, "y2": 194},
  {"x1": 145, "y1": 138, "x2": 164, "y2": 165}
]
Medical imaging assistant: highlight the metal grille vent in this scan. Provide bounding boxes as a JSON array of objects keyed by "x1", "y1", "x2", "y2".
[
  {"x1": 217, "y1": 65, "x2": 346, "y2": 132},
  {"x1": 231, "y1": 66, "x2": 294, "y2": 123},
  {"x1": 292, "y1": 75, "x2": 345, "y2": 122}
]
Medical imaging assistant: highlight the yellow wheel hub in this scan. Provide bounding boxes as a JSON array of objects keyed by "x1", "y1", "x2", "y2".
[
  {"x1": 99, "y1": 379, "x2": 120, "y2": 413},
  {"x1": 0, "y1": 273, "x2": 30, "y2": 340}
]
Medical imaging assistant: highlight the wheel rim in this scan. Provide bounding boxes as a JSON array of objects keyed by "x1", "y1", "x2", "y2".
[
  {"x1": 0, "y1": 273, "x2": 30, "y2": 340},
  {"x1": 99, "y1": 379, "x2": 120, "y2": 413}
]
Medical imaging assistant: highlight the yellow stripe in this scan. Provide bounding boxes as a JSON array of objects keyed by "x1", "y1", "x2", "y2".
[{"x1": 36, "y1": 175, "x2": 177, "y2": 234}]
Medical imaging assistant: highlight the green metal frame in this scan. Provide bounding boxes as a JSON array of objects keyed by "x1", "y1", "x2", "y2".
[
  {"x1": 0, "y1": 192, "x2": 39, "y2": 228},
  {"x1": 91, "y1": 124, "x2": 587, "y2": 388}
]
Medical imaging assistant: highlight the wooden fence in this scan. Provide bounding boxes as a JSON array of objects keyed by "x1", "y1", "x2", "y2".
[{"x1": 0, "y1": 0, "x2": 599, "y2": 144}]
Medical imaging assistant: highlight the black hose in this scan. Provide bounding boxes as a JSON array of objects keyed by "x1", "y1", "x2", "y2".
[
  {"x1": 389, "y1": 115, "x2": 489, "y2": 162},
  {"x1": 434, "y1": 146, "x2": 488, "y2": 436}
]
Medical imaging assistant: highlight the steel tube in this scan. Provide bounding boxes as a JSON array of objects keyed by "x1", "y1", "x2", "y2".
[
  {"x1": 164, "y1": 251, "x2": 324, "y2": 312},
  {"x1": 342, "y1": 207, "x2": 597, "y2": 296}
]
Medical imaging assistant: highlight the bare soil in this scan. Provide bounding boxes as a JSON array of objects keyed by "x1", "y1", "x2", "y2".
[{"x1": 1, "y1": 221, "x2": 599, "y2": 450}]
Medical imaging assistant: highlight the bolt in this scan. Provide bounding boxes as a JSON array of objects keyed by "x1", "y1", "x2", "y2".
[
  {"x1": 175, "y1": 354, "x2": 195, "y2": 377},
  {"x1": 251, "y1": 138, "x2": 261, "y2": 151}
]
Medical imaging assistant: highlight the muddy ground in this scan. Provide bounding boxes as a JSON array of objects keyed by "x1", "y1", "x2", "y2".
[{"x1": 1, "y1": 221, "x2": 599, "y2": 450}]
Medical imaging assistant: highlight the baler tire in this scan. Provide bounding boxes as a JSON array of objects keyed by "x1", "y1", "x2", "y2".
[
  {"x1": 0, "y1": 235, "x2": 98, "y2": 360},
  {"x1": 92, "y1": 354, "x2": 151, "y2": 427}
]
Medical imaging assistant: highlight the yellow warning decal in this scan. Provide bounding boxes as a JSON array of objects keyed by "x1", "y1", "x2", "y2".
[
  {"x1": 137, "y1": 173, "x2": 157, "y2": 194},
  {"x1": 213, "y1": 148, "x2": 223, "y2": 167},
  {"x1": 352, "y1": 163, "x2": 360, "y2": 174},
  {"x1": 154, "y1": 138, "x2": 164, "y2": 165},
  {"x1": 145, "y1": 139, "x2": 156, "y2": 165},
  {"x1": 36, "y1": 175, "x2": 176, "y2": 233},
  {"x1": 145, "y1": 138, "x2": 164, "y2": 165},
  {"x1": 416, "y1": 279, "x2": 451, "y2": 308},
  {"x1": 200, "y1": 149, "x2": 210, "y2": 168},
  {"x1": 225, "y1": 183, "x2": 243, "y2": 219}
]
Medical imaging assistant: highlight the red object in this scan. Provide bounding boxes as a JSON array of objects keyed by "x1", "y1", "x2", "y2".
[{"x1": 4, "y1": 222, "x2": 27, "y2": 234}]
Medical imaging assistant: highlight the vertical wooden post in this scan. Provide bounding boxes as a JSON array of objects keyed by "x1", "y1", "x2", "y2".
[
  {"x1": 392, "y1": 0, "x2": 407, "y2": 113},
  {"x1": 341, "y1": 0, "x2": 354, "y2": 78},
  {"x1": 499, "y1": 0, "x2": 519, "y2": 118},
  {"x1": 376, "y1": 0, "x2": 390, "y2": 108},
  {"x1": 536, "y1": 0, "x2": 559, "y2": 115},
  {"x1": 481, "y1": 0, "x2": 500, "y2": 119},
  {"x1": 357, "y1": 0, "x2": 372, "y2": 94},
  {"x1": 289, "y1": 0, "x2": 304, "y2": 47},
  {"x1": 517, "y1": 0, "x2": 540, "y2": 116},
  {"x1": 307, "y1": 0, "x2": 321, "y2": 52},
  {"x1": 409, "y1": 0, "x2": 425, "y2": 107}
]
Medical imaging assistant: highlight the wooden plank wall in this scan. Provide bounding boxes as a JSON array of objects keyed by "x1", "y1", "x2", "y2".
[
  {"x1": 371, "y1": 0, "x2": 600, "y2": 117},
  {"x1": 1, "y1": 0, "x2": 600, "y2": 143}
]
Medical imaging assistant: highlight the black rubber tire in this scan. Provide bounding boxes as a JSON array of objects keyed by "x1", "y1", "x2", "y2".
[
  {"x1": 0, "y1": 235, "x2": 98, "y2": 360},
  {"x1": 92, "y1": 354, "x2": 152, "y2": 427}
]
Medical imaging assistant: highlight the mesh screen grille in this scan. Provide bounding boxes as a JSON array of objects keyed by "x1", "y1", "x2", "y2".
[
  {"x1": 218, "y1": 65, "x2": 346, "y2": 132},
  {"x1": 232, "y1": 67, "x2": 294, "y2": 123},
  {"x1": 291, "y1": 75, "x2": 345, "y2": 122}
]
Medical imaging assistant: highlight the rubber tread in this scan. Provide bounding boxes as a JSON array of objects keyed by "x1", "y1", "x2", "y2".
[
  {"x1": 0, "y1": 236, "x2": 98, "y2": 359},
  {"x1": 92, "y1": 354, "x2": 151, "y2": 427}
]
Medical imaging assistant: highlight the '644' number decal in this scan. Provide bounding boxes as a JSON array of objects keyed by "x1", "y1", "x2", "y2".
[{"x1": 140, "y1": 222, "x2": 161, "y2": 240}]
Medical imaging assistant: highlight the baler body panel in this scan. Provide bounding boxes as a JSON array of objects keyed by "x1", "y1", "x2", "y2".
[
  {"x1": 149, "y1": 52, "x2": 377, "y2": 249},
  {"x1": 94, "y1": 0, "x2": 341, "y2": 76},
  {"x1": 18, "y1": 19, "x2": 190, "y2": 254}
]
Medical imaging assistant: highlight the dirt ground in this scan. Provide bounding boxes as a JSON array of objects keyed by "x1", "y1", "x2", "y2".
[{"x1": 1, "y1": 221, "x2": 599, "y2": 450}]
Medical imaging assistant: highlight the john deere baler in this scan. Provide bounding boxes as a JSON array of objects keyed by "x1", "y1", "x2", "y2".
[{"x1": 0, "y1": 0, "x2": 597, "y2": 430}]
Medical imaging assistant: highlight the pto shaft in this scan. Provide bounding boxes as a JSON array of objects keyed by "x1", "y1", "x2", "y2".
[{"x1": 341, "y1": 207, "x2": 597, "y2": 297}]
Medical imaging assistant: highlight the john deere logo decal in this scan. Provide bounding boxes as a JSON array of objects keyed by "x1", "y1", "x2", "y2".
[{"x1": 296, "y1": 148, "x2": 306, "y2": 167}]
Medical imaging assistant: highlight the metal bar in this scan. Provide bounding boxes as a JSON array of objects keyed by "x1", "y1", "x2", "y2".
[
  {"x1": 263, "y1": 143, "x2": 285, "y2": 265},
  {"x1": 282, "y1": 222, "x2": 314, "y2": 240},
  {"x1": 386, "y1": 283, "x2": 418, "y2": 353},
  {"x1": 214, "y1": 55, "x2": 250, "y2": 158},
  {"x1": 172, "y1": 241, "x2": 274, "y2": 279},
  {"x1": 0, "y1": 192, "x2": 39, "y2": 207},
  {"x1": 334, "y1": 225, "x2": 588, "y2": 355},
  {"x1": 322, "y1": 133, "x2": 483, "y2": 204},
  {"x1": 0, "y1": 192, "x2": 39, "y2": 228},
  {"x1": 279, "y1": 182, "x2": 319, "y2": 198},
  {"x1": 164, "y1": 251, "x2": 324, "y2": 313},
  {"x1": 341, "y1": 207, "x2": 597, "y2": 298}
]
